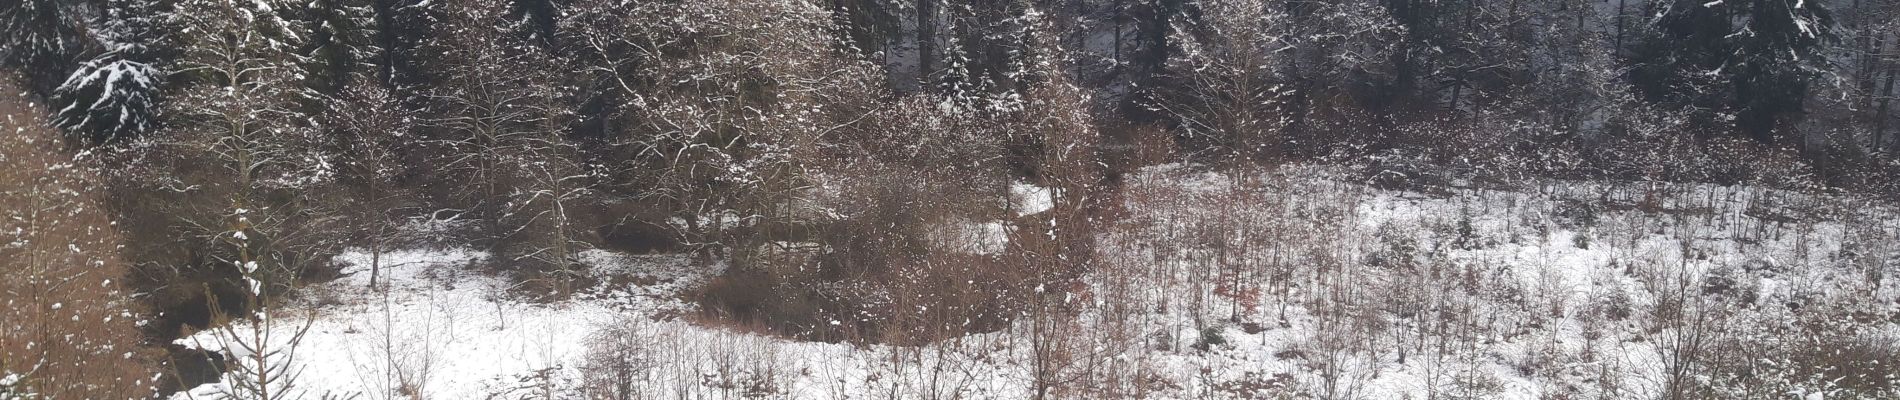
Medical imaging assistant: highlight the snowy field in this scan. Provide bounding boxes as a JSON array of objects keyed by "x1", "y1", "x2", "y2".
[{"x1": 170, "y1": 164, "x2": 1900, "y2": 400}]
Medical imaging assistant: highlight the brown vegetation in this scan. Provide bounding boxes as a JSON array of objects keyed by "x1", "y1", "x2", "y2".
[{"x1": 0, "y1": 75, "x2": 156, "y2": 399}]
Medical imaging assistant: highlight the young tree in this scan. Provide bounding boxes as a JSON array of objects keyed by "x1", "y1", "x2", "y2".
[
  {"x1": 1259, "y1": 0, "x2": 1399, "y2": 148},
  {"x1": 1148, "y1": 0, "x2": 1291, "y2": 163},
  {"x1": 564, "y1": 0, "x2": 876, "y2": 265},
  {"x1": 497, "y1": 89, "x2": 595, "y2": 296},
  {"x1": 324, "y1": 81, "x2": 415, "y2": 289},
  {"x1": 428, "y1": 0, "x2": 590, "y2": 285},
  {"x1": 163, "y1": 0, "x2": 331, "y2": 293},
  {"x1": 1147, "y1": 0, "x2": 1405, "y2": 161},
  {"x1": 158, "y1": 1, "x2": 337, "y2": 396},
  {"x1": 1010, "y1": 14, "x2": 1108, "y2": 399}
]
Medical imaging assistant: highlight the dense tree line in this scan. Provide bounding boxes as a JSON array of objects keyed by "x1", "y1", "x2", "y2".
[{"x1": 6, "y1": 0, "x2": 1891, "y2": 162}]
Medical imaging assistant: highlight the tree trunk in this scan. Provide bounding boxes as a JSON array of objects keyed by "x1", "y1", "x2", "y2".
[
  {"x1": 918, "y1": 0, "x2": 936, "y2": 89},
  {"x1": 369, "y1": 235, "x2": 382, "y2": 289},
  {"x1": 1875, "y1": 65, "x2": 1897, "y2": 155}
]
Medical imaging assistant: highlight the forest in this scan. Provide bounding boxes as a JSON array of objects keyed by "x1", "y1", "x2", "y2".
[{"x1": 2, "y1": 0, "x2": 1899, "y2": 398}]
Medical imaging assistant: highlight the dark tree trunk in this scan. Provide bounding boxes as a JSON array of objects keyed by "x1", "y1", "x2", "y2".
[
  {"x1": 1875, "y1": 66, "x2": 1897, "y2": 155},
  {"x1": 918, "y1": 0, "x2": 936, "y2": 89}
]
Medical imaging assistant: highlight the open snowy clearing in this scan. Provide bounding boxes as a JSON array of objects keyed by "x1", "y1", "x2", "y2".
[{"x1": 170, "y1": 165, "x2": 1900, "y2": 400}]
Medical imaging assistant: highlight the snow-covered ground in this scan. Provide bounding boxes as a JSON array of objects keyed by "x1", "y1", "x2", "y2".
[{"x1": 171, "y1": 164, "x2": 1900, "y2": 399}]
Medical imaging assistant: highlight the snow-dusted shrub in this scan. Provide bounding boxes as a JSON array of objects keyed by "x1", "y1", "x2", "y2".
[
  {"x1": 1683, "y1": 303, "x2": 1900, "y2": 399},
  {"x1": 698, "y1": 159, "x2": 1027, "y2": 343},
  {"x1": 580, "y1": 322, "x2": 665, "y2": 399},
  {"x1": 1206, "y1": 371, "x2": 1299, "y2": 399},
  {"x1": 564, "y1": 0, "x2": 882, "y2": 271},
  {"x1": 684, "y1": 50, "x2": 1108, "y2": 342},
  {"x1": 580, "y1": 321, "x2": 796, "y2": 399}
]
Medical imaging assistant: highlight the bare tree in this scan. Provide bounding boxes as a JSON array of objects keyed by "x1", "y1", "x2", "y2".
[
  {"x1": 160, "y1": 0, "x2": 339, "y2": 397},
  {"x1": 564, "y1": 0, "x2": 879, "y2": 267},
  {"x1": 427, "y1": 0, "x2": 593, "y2": 288},
  {"x1": 1147, "y1": 0, "x2": 1287, "y2": 163},
  {"x1": 325, "y1": 81, "x2": 415, "y2": 289},
  {"x1": 501, "y1": 109, "x2": 596, "y2": 297}
]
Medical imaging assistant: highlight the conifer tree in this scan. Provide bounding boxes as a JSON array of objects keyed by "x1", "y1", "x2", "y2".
[
  {"x1": 1633, "y1": 0, "x2": 1839, "y2": 143},
  {"x1": 52, "y1": 0, "x2": 173, "y2": 145},
  {"x1": 0, "y1": 0, "x2": 92, "y2": 94}
]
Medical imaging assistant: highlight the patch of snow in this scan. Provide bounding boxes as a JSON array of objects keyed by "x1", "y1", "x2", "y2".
[{"x1": 1011, "y1": 182, "x2": 1053, "y2": 216}]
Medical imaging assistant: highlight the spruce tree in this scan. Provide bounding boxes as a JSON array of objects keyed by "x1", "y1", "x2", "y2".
[
  {"x1": 52, "y1": 0, "x2": 174, "y2": 145},
  {"x1": 1632, "y1": 0, "x2": 1838, "y2": 143},
  {"x1": 0, "y1": 0, "x2": 92, "y2": 94},
  {"x1": 300, "y1": 0, "x2": 379, "y2": 96}
]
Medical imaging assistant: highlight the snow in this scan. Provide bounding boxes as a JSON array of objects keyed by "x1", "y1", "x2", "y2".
[
  {"x1": 169, "y1": 164, "x2": 1900, "y2": 399},
  {"x1": 172, "y1": 249, "x2": 627, "y2": 399},
  {"x1": 1079, "y1": 164, "x2": 1896, "y2": 399},
  {"x1": 1010, "y1": 181, "x2": 1053, "y2": 216},
  {"x1": 929, "y1": 218, "x2": 1009, "y2": 255}
]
